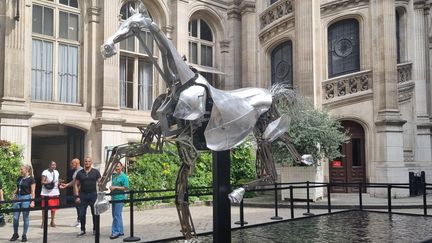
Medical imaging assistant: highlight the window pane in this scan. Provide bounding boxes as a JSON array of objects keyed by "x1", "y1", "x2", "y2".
[
  {"x1": 396, "y1": 10, "x2": 401, "y2": 64},
  {"x1": 139, "y1": 32, "x2": 153, "y2": 55},
  {"x1": 200, "y1": 21, "x2": 213, "y2": 41},
  {"x1": 138, "y1": 59, "x2": 153, "y2": 110},
  {"x1": 32, "y1": 39, "x2": 53, "y2": 101},
  {"x1": 60, "y1": 0, "x2": 68, "y2": 5},
  {"x1": 32, "y1": 5, "x2": 43, "y2": 34},
  {"x1": 58, "y1": 44, "x2": 79, "y2": 103},
  {"x1": 69, "y1": 13, "x2": 79, "y2": 41},
  {"x1": 189, "y1": 42, "x2": 198, "y2": 64},
  {"x1": 271, "y1": 41, "x2": 293, "y2": 87},
  {"x1": 120, "y1": 56, "x2": 127, "y2": 107},
  {"x1": 70, "y1": 0, "x2": 78, "y2": 8},
  {"x1": 352, "y1": 138, "x2": 361, "y2": 166},
  {"x1": 126, "y1": 58, "x2": 134, "y2": 108},
  {"x1": 43, "y1": 7, "x2": 53, "y2": 36},
  {"x1": 59, "y1": 11, "x2": 68, "y2": 39},
  {"x1": 189, "y1": 20, "x2": 198, "y2": 37},
  {"x1": 201, "y1": 45, "x2": 212, "y2": 67},
  {"x1": 328, "y1": 19, "x2": 360, "y2": 77}
]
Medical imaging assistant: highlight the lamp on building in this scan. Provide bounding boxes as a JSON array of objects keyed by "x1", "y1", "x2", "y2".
[{"x1": 14, "y1": 0, "x2": 20, "y2": 21}]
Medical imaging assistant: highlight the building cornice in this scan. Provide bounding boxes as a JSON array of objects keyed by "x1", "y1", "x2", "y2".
[
  {"x1": 321, "y1": 0, "x2": 370, "y2": 16},
  {"x1": 0, "y1": 110, "x2": 33, "y2": 119},
  {"x1": 258, "y1": 15, "x2": 295, "y2": 43}
]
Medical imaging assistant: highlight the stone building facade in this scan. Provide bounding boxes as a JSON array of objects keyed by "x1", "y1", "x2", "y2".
[{"x1": 1, "y1": 0, "x2": 432, "y2": 196}]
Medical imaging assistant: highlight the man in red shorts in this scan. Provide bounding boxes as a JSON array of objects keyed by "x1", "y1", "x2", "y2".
[{"x1": 41, "y1": 161, "x2": 60, "y2": 227}]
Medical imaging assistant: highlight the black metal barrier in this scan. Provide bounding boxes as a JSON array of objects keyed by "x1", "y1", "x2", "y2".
[{"x1": 0, "y1": 183, "x2": 430, "y2": 243}]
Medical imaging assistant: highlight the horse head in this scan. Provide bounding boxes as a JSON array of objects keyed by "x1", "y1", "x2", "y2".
[{"x1": 101, "y1": 4, "x2": 152, "y2": 59}]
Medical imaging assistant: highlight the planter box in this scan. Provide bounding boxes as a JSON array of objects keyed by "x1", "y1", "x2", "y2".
[{"x1": 280, "y1": 166, "x2": 324, "y2": 201}]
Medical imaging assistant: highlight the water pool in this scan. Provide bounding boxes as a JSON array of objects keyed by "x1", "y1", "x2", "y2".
[{"x1": 197, "y1": 211, "x2": 432, "y2": 243}]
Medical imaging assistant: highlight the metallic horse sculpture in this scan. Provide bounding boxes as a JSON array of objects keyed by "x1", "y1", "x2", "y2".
[{"x1": 97, "y1": 2, "x2": 312, "y2": 241}]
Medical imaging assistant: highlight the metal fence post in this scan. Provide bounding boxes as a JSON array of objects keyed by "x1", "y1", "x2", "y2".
[
  {"x1": 271, "y1": 183, "x2": 283, "y2": 220},
  {"x1": 359, "y1": 183, "x2": 363, "y2": 211},
  {"x1": 124, "y1": 191, "x2": 140, "y2": 242},
  {"x1": 95, "y1": 214, "x2": 100, "y2": 243},
  {"x1": 423, "y1": 182, "x2": 427, "y2": 216},
  {"x1": 387, "y1": 184, "x2": 392, "y2": 213},
  {"x1": 234, "y1": 200, "x2": 248, "y2": 227},
  {"x1": 327, "y1": 183, "x2": 331, "y2": 213},
  {"x1": 43, "y1": 196, "x2": 48, "y2": 243},
  {"x1": 303, "y1": 181, "x2": 314, "y2": 216},
  {"x1": 290, "y1": 185, "x2": 294, "y2": 219}
]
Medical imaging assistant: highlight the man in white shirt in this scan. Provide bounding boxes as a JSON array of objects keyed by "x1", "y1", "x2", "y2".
[
  {"x1": 59, "y1": 158, "x2": 83, "y2": 227},
  {"x1": 40, "y1": 161, "x2": 60, "y2": 227}
]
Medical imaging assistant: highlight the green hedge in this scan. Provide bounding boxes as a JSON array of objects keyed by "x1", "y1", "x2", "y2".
[
  {"x1": 0, "y1": 140, "x2": 23, "y2": 202},
  {"x1": 128, "y1": 142, "x2": 256, "y2": 204}
]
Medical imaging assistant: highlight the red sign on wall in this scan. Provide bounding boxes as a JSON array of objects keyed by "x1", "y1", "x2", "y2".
[{"x1": 332, "y1": 160, "x2": 343, "y2": 168}]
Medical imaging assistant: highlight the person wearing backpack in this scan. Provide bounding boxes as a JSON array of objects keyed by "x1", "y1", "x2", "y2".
[{"x1": 40, "y1": 161, "x2": 60, "y2": 228}]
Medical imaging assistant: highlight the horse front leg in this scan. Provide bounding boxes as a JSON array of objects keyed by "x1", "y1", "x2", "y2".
[{"x1": 175, "y1": 136, "x2": 198, "y2": 240}]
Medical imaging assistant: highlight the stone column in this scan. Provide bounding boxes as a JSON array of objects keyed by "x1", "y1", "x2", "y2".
[
  {"x1": 226, "y1": 5, "x2": 242, "y2": 89},
  {"x1": 370, "y1": 0, "x2": 407, "y2": 195},
  {"x1": 0, "y1": 0, "x2": 32, "y2": 162},
  {"x1": 294, "y1": 0, "x2": 321, "y2": 100},
  {"x1": 412, "y1": 0, "x2": 432, "y2": 163},
  {"x1": 239, "y1": 1, "x2": 257, "y2": 88}
]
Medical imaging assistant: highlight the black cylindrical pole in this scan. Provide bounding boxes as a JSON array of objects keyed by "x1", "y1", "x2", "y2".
[
  {"x1": 95, "y1": 215, "x2": 100, "y2": 243},
  {"x1": 387, "y1": 184, "x2": 392, "y2": 213},
  {"x1": 359, "y1": 183, "x2": 363, "y2": 211},
  {"x1": 234, "y1": 200, "x2": 248, "y2": 227},
  {"x1": 124, "y1": 191, "x2": 140, "y2": 242},
  {"x1": 271, "y1": 183, "x2": 282, "y2": 220},
  {"x1": 43, "y1": 197, "x2": 48, "y2": 243},
  {"x1": 290, "y1": 186, "x2": 294, "y2": 219},
  {"x1": 423, "y1": 182, "x2": 427, "y2": 216},
  {"x1": 303, "y1": 181, "x2": 314, "y2": 216},
  {"x1": 327, "y1": 184, "x2": 331, "y2": 213}
]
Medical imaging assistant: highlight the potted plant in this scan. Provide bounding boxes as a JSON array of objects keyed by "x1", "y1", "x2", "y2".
[{"x1": 271, "y1": 89, "x2": 349, "y2": 201}]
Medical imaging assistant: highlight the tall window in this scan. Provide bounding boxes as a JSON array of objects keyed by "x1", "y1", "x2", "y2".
[
  {"x1": 395, "y1": 8, "x2": 406, "y2": 64},
  {"x1": 328, "y1": 19, "x2": 360, "y2": 78},
  {"x1": 31, "y1": 0, "x2": 79, "y2": 103},
  {"x1": 396, "y1": 10, "x2": 401, "y2": 64},
  {"x1": 271, "y1": 41, "x2": 293, "y2": 87},
  {"x1": 188, "y1": 19, "x2": 220, "y2": 87},
  {"x1": 119, "y1": 1, "x2": 154, "y2": 110}
]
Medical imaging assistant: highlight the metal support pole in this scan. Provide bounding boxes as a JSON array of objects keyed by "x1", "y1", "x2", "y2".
[
  {"x1": 359, "y1": 183, "x2": 363, "y2": 210},
  {"x1": 327, "y1": 184, "x2": 331, "y2": 213},
  {"x1": 95, "y1": 215, "x2": 100, "y2": 243},
  {"x1": 303, "y1": 181, "x2": 314, "y2": 216},
  {"x1": 290, "y1": 186, "x2": 294, "y2": 219},
  {"x1": 212, "y1": 150, "x2": 231, "y2": 243},
  {"x1": 387, "y1": 184, "x2": 392, "y2": 213},
  {"x1": 43, "y1": 197, "x2": 48, "y2": 243},
  {"x1": 423, "y1": 182, "x2": 427, "y2": 216},
  {"x1": 124, "y1": 191, "x2": 140, "y2": 242},
  {"x1": 234, "y1": 200, "x2": 248, "y2": 227},
  {"x1": 271, "y1": 183, "x2": 283, "y2": 220}
]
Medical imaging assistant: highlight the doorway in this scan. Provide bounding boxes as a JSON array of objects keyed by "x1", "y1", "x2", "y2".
[
  {"x1": 329, "y1": 120, "x2": 366, "y2": 193},
  {"x1": 31, "y1": 125, "x2": 85, "y2": 204}
]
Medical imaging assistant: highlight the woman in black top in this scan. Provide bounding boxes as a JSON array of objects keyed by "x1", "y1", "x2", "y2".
[{"x1": 10, "y1": 165, "x2": 35, "y2": 242}]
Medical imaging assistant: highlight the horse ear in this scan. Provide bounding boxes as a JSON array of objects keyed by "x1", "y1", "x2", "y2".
[
  {"x1": 129, "y1": 5, "x2": 136, "y2": 15},
  {"x1": 138, "y1": 3, "x2": 150, "y2": 17}
]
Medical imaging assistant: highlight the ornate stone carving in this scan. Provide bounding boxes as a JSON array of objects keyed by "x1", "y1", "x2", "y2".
[
  {"x1": 323, "y1": 70, "x2": 372, "y2": 100},
  {"x1": 397, "y1": 62, "x2": 412, "y2": 83},
  {"x1": 321, "y1": 0, "x2": 370, "y2": 16},
  {"x1": 259, "y1": 0, "x2": 293, "y2": 29}
]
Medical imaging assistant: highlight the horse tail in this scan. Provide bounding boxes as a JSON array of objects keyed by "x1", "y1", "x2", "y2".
[{"x1": 270, "y1": 83, "x2": 299, "y2": 110}]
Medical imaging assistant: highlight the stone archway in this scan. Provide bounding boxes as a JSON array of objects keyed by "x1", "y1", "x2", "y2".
[{"x1": 31, "y1": 125, "x2": 85, "y2": 204}]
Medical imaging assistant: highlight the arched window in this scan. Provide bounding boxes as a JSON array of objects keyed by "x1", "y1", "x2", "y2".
[
  {"x1": 31, "y1": 0, "x2": 80, "y2": 103},
  {"x1": 395, "y1": 8, "x2": 407, "y2": 64},
  {"x1": 328, "y1": 19, "x2": 360, "y2": 78},
  {"x1": 271, "y1": 41, "x2": 293, "y2": 87},
  {"x1": 119, "y1": 1, "x2": 154, "y2": 110},
  {"x1": 188, "y1": 18, "x2": 221, "y2": 87}
]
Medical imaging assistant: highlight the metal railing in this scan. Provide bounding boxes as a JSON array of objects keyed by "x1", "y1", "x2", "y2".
[{"x1": 0, "y1": 182, "x2": 430, "y2": 243}]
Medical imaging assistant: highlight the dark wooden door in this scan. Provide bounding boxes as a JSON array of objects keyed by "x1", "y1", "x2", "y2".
[{"x1": 330, "y1": 121, "x2": 366, "y2": 193}]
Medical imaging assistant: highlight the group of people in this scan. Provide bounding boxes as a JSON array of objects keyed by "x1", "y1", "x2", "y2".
[{"x1": 1, "y1": 156, "x2": 129, "y2": 242}]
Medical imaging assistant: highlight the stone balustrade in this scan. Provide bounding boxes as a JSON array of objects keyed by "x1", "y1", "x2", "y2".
[
  {"x1": 397, "y1": 62, "x2": 412, "y2": 83},
  {"x1": 259, "y1": 0, "x2": 294, "y2": 29},
  {"x1": 323, "y1": 70, "x2": 372, "y2": 101}
]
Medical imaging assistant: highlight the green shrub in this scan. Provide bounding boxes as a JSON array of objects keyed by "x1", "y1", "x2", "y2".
[{"x1": 0, "y1": 140, "x2": 23, "y2": 205}]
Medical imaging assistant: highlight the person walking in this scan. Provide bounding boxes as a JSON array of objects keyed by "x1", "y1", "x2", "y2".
[
  {"x1": 59, "y1": 158, "x2": 83, "y2": 228},
  {"x1": 109, "y1": 163, "x2": 129, "y2": 239},
  {"x1": 74, "y1": 156, "x2": 101, "y2": 236},
  {"x1": 10, "y1": 165, "x2": 35, "y2": 242},
  {"x1": 40, "y1": 161, "x2": 60, "y2": 228}
]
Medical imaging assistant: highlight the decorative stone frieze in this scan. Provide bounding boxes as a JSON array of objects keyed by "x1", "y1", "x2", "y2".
[
  {"x1": 219, "y1": 40, "x2": 230, "y2": 53},
  {"x1": 321, "y1": 0, "x2": 370, "y2": 16},
  {"x1": 397, "y1": 62, "x2": 412, "y2": 83},
  {"x1": 258, "y1": 15, "x2": 294, "y2": 43},
  {"x1": 259, "y1": 0, "x2": 293, "y2": 30},
  {"x1": 398, "y1": 80, "x2": 414, "y2": 103},
  {"x1": 87, "y1": 7, "x2": 101, "y2": 23},
  {"x1": 323, "y1": 70, "x2": 372, "y2": 100}
]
